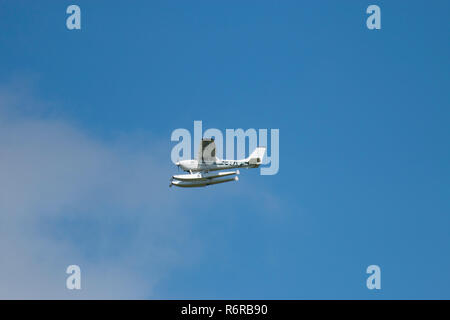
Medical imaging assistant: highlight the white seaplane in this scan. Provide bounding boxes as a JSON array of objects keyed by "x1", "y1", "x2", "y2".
[{"x1": 170, "y1": 138, "x2": 266, "y2": 188}]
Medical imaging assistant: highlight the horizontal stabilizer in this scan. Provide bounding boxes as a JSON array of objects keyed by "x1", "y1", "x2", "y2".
[{"x1": 247, "y1": 147, "x2": 266, "y2": 165}]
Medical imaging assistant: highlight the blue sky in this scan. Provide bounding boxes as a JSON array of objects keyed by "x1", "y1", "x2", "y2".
[{"x1": 0, "y1": 0, "x2": 449, "y2": 299}]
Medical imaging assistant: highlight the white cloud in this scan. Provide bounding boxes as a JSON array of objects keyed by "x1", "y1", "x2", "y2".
[
  {"x1": 0, "y1": 81, "x2": 192, "y2": 299},
  {"x1": 0, "y1": 79, "x2": 285, "y2": 299}
]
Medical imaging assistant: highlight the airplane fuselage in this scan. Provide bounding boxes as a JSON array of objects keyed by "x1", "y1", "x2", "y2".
[{"x1": 177, "y1": 159, "x2": 259, "y2": 172}]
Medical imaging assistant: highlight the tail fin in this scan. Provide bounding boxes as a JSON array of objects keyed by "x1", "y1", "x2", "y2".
[{"x1": 247, "y1": 147, "x2": 266, "y2": 165}]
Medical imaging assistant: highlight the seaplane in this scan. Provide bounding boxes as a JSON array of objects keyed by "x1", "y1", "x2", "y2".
[{"x1": 170, "y1": 138, "x2": 266, "y2": 188}]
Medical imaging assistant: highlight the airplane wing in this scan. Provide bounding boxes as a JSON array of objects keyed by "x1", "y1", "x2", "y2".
[{"x1": 198, "y1": 138, "x2": 216, "y2": 164}]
